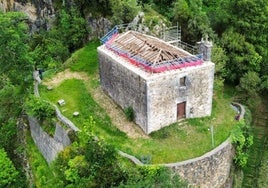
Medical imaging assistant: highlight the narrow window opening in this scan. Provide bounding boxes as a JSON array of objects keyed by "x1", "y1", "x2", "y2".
[{"x1": 180, "y1": 76, "x2": 186, "y2": 86}]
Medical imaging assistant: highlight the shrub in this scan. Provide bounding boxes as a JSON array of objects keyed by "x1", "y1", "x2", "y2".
[
  {"x1": 25, "y1": 95, "x2": 55, "y2": 122},
  {"x1": 124, "y1": 106, "x2": 134, "y2": 121},
  {"x1": 230, "y1": 120, "x2": 253, "y2": 168},
  {"x1": 140, "y1": 155, "x2": 152, "y2": 164}
]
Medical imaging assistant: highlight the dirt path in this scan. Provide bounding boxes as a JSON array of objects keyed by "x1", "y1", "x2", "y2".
[
  {"x1": 43, "y1": 69, "x2": 148, "y2": 138},
  {"x1": 43, "y1": 69, "x2": 89, "y2": 87}
]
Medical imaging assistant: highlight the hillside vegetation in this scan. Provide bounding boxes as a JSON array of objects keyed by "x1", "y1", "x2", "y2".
[{"x1": 0, "y1": 0, "x2": 267, "y2": 187}]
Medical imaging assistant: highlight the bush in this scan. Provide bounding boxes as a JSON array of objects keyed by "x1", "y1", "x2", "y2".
[
  {"x1": 25, "y1": 95, "x2": 55, "y2": 122},
  {"x1": 230, "y1": 120, "x2": 253, "y2": 168},
  {"x1": 119, "y1": 166, "x2": 188, "y2": 187},
  {"x1": 140, "y1": 155, "x2": 152, "y2": 164},
  {"x1": 124, "y1": 106, "x2": 134, "y2": 121}
]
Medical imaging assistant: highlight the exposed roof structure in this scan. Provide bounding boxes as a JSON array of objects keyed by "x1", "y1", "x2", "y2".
[{"x1": 103, "y1": 30, "x2": 202, "y2": 73}]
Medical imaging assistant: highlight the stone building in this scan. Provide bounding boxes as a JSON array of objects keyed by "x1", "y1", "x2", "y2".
[{"x1": 98, "y1": 30, "x2": 214, "y2": 134}]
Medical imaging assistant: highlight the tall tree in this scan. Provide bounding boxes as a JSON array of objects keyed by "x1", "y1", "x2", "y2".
[
  {"x1": 57, "y1": 8, "x2": 88, "y2": 52},
  {"x1": 172, "y1": 0, "x2": 214, "y2": 44},
  {"x1": 221, "y1": 28, "x2": 262, "y2": 83},
  {"x1": 0, "y1": 12, "x2": 32, "y2": 85},
  {"x1": 210, "y1": 0, "x2": 268, "y2": 92},
  {"x1": 110, "y1": 0, "x2": 141, "y2": 24},
  {"x1": 0, "y1": 12, "x2": 32, "y2": 150},
  {"x1": 0, "y1": 12, "x2": 31, "y2": 186}
]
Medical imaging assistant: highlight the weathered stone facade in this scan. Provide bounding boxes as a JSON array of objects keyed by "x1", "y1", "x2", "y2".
[{"x1": 98, "y1": 41, "x2": 214, "y2": 134}]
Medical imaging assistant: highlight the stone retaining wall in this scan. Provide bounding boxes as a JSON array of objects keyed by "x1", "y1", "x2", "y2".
[
  {"x1": 28, "y1": 117, "x2": 71, "y2": 163},
  {"x1": 231, "y1": 102, "x2": 245, "y2": 120},
  {"x1": 119, "y1": 137, "x2": 233, "y2": 188}
]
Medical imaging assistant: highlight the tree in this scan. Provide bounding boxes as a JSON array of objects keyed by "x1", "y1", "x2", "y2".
[
  {"x1": 72, "y1": 0, "x2": 112, "y2": 17},
  {"x1": 0, "y1": 11, "x2": 32, "y2": 153},
  {"x1": 221, "y1": 28, "x2": 262, "y2": 83},
  {"x1": 0, "y1": 148, "x2": 19, "y2": 186},
  {"x1": 110, "y1": 0, "x2": 141, "y2": 24},
  {"x1": 172, "y1": 0, "x2": 215, "y2": 44},
  {"x1": 210, "y1": 0, "x2": 268, "y2": 93},
  {"x1": 238, "y1": 71, "x2": 261, "y2": 97},
  {"x1": 30, "y1": 29, "x2": 70, "y2": 69},
  {"x1": 57, "y1": 8, "x2": 88, "y2": 52},
  {"x1": 0, "y1": 12, "x2": 32, "y2": 85},
  {"x1": 211, "y1": 44, "x2": 227, "y2": 93}
]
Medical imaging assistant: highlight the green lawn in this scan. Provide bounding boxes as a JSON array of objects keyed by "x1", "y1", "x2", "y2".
[{"x1": 39, "y1": 41, "x2": 237, "y2": 164}]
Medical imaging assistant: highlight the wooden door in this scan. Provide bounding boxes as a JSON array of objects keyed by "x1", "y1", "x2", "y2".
[{"x1": 177, "y1": 102, "x2": 186, "y2": 119}]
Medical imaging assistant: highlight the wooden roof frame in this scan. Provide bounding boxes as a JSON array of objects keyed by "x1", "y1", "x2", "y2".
[{"x1": 104, "y1": 30, "x2": 203, "y2": 73}]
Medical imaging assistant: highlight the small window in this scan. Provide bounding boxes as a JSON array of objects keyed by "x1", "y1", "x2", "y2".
[{"x1": 180, "y1": 76, "x2": 186, "y2": 86}]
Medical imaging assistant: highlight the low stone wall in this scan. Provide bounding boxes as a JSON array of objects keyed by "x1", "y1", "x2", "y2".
[
  {"x1": 28, "y1": 117, "x2": 71, "y2": 163},
  {"x1": 119, "y1": 138, "x2": 233, "y2": 188},
  {"x1": 231, "y1": 102, "x2": 245, "y2": 120}
]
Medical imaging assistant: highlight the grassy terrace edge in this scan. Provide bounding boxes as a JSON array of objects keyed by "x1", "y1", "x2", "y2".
[{"x1": 39, "y1": 41, "x2": 237, "y2": 164}]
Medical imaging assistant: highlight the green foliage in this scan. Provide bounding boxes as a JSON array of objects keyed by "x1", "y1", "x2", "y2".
[
  {"x1": 120, "y1": 166, "x2": 187, "y2": 187},
  {"x1": 124, "y1": 106, "x2": 134, "y2": 121},
  {"x1": 172, "y1": 0, "x2": 214, "y2": 44},
  {"x1": 0, "y1": 148, "x2": 19, "y2": 186},
  {"x1": 27, "y1": 134, "x2": 64, "y2": 187},
  {"x1": 0, "y1": 12, "x2": 32, "y2": 85},
  {"x1": 53, "y1": 129, "x2": 127, "y2": 187},
  {"x1": 72, "y1": 0, "x2": 112, "y2": 17},
  {"x1": 150, "y1": 126, "x2": 170, "y2": 139},
  {"x1": 237, "y1": 71, "x2": 261, "y2": 97},
  {"x1": 84, "y1": 136, "x2": 127, "y2": 187},
  {"x1": 231, "y1": 120, "x2": 254, "y2": 168},
  {"x1": 110, "y1": 0, "x2": 141, "y2": 24},
  {"x1": 64, "y1": 155, "x2": 90, "y2": 184},
  {"x1": 221, "y1": 29, "x2": 262, "y2": 83},
  {"x1": 57, "y1": 8, "x2": 88, "y2": 52},
  {"x1": 257, "y1": 145, "x2": 268, "y2": 187},
  {"x1": 0, "y1": 120, "x2": 17, "y2": 153},
  {"x1": 150, "y1": 0, "x2": 175, "y2": 19},
  {"x1": 211, "y1": 44, "x2": 227, "y2": 79},
  {"x1": 243, "y1": 106, "x2": 252, "y2": 126},
  {"x1": 25, "y1": 95, "x2": 55, "y2": 122},
  {"x1": 215, "y1": 0, "x2": 268, "y2": 93},
  {"x1": 0, "y1": 13, "x2": 32, "y2": 186},
  {"x1": 0, "y1": 76, "x2": 22, "y2": 123},
  {"x1": 30, "y1": 30, "x2": 70, "y2": 70}
]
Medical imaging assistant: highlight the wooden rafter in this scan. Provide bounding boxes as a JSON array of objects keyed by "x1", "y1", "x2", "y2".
[{"x1": 110, "y1": 30, "x2": 191, "y2": 67}]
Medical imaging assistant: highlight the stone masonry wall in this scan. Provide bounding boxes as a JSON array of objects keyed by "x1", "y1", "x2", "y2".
[
  {"x1": 147, "y1": 62, "x2": 214, "y2": 133},
  {"x1": 28, "y1": 117, "x2": 71, "y2": 163},
  {"x1": 164, "y1": 139, "x2": 234, "y2": 188},
  {"x1": 98, "y1": 47, "x2": 148, "y2": 132},
  {"x1": 98, "y1": 44, "x2": 214, "y2": 134}
]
